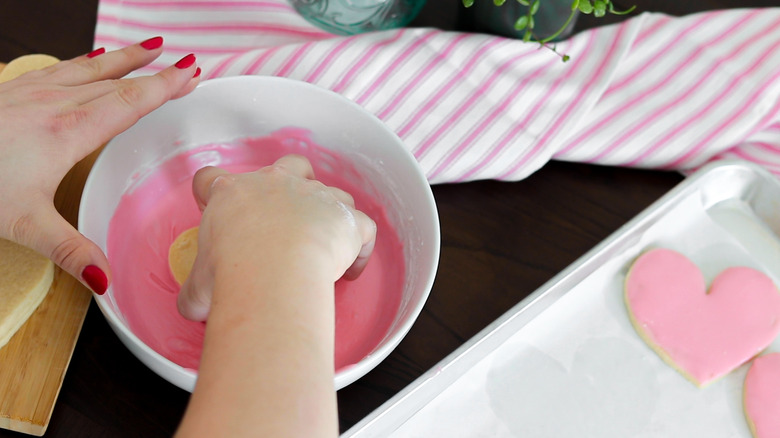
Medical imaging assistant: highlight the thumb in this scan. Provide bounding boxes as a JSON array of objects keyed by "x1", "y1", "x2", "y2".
[
  {"x1": 192, "y1": 166, "x2": 230, "y2": 211},
  {"x1": 14, "y1": 202, "x2": 111, "y2": 295},
  {"x1": 177, "y1": 258, "x2": 212, "y2": 322},
  {"x1": 174, "y1": 226, "x2": 212, "y2": 321}
]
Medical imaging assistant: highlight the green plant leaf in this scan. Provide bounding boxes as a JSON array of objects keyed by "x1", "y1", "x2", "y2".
[
  {"x1": 594, "y1": 0, "x2": 606, "y2": 17},
  {"x1": 530, "y1": 0, "x2": 540, "y2": 14},
  {"x1": 514, "y1": 15, "x2": 529, "y2": 30},
  {"x1": 459, "y1": 0, "x2": 637, "y2": 62}
]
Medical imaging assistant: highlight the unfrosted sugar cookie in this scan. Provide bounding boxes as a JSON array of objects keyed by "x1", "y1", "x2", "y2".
[
  {"x1": 0, "y1": 239, "x2": 55, "y2": 348},
  {"x1": 0, "y1": 53, "x2": 59, "y2": 83},
  {"x1": 624, "y1": 248, "x2": 780, "y2": 387},
  {"x1": 168, "y1": 226, "x2": 199, "y2": 285},
  {"x1": 744, "y1": 353, "x2": 780, "y2": 438}
]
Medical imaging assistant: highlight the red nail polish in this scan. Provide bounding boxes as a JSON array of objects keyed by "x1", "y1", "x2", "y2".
[
  {"x1": 175, "y1": 53, "x2": 196, "y2": 69},
  {"x1": 86, "y1": 47, "x2": 106, "y2": 58},
  {"x1": 140, "y1": 36, "x2": 164, "y2": 50},
  {"x1": 82, "y1": 265, "x2": 108, "y2": 295},
  {"x1": 193, "y1": 67, "x2": 202, "y2": 78}
]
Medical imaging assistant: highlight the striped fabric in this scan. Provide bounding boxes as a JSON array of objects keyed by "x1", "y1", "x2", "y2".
[{"x1": 95, "y1": 1, "x2": 780, "y2": 183}]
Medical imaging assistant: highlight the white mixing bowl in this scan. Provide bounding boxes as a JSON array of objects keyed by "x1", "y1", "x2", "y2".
[{"x1": 79, "y1": 76, "x2": 440, "y2": 391}]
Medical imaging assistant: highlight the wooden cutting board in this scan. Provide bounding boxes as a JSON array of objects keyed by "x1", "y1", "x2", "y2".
[{"x1": 0, "y1": 61, "x2": 96, "y2": 436}]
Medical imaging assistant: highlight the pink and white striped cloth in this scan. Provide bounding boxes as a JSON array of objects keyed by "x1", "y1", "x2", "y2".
[{"x1": 94, "y1": 1, "x2": 780, "y2": 184}]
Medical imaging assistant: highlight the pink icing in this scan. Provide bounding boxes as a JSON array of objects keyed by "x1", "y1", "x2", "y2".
[
  {"x1": 625, "y1": 248, "x2": 780, "y2": 386},
  {"x1": 744, "y1": 353, "x2": 780, "y2": 438},
  {"x1": 107, "y1": 128, "x2": 405, "y2": 372}
]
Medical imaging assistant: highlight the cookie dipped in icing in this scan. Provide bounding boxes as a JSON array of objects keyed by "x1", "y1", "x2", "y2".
[
  {"x1": 169, "y1": 226, "x2": 199, "y2": 286},
  {"x1": 744, "y1": 353, "x2": 780, "y2": 438},
  {"x1": 624, "y1": 248, "x2": 780, "y2": 387}
]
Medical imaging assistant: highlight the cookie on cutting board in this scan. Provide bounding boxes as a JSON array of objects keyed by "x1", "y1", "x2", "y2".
[
  {"x1": 0, "y1": 239, "x2": 55, "y2": 348},
  {"x1": 0, "y1": 54, "x2": 60, "y2": 349}
]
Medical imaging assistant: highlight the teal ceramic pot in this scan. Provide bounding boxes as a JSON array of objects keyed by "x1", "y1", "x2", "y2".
[{"x1": 290, "y1": 0, "x2": 427, "y2": 35}]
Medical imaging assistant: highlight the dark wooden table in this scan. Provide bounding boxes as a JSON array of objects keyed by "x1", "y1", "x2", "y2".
[{"x1": 0, "y1": 0, "x2": 773, "y2": 436}]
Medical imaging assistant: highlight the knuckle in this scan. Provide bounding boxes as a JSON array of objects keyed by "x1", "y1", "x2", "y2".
[
  {"x1": 114, "y1": 82, "x2": 145, "y2": 109},
  {"x1": 285, "y1": 154, "x2": 308, "y2": 164},
  {"x1": 10, "y1": 213, "x2": 36, "y2": 248},
  {"x1": 267, "y1": 161, "x2": 289, "y2": 173},
  {"x1": 334, "y1": 188, "x2": 355, "y2": 205},
  {"x1": 49, "y1": 234, "x2": 83, "y2": 269},
  {"x1": 73, "y1": 57, "x2": 105, "y2": 78},
  {"x1": 275, "y1": 154, "x2": 309, "y2": 170},
  {"x1": 209, "y1": 174, "x2": 237, "y2": 194},
  {"x1": 48, "y1": 106, "x2": 91, "y2": 135}
]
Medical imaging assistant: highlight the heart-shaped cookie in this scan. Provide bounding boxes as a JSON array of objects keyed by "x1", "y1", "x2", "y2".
[
  {"x1": 744, "y1": 353, "x2": 780, "y2": 438},
  {"x1": 0, "y1": 239, "x2": 54, "y2": 348},
  {"x1": 624, "y1": 248, "x2": 780, "y2": 387}
]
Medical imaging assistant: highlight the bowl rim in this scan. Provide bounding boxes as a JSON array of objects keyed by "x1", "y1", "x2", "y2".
[{"x1": 79, "y1": 75, "x2": 441, "y2": 391}]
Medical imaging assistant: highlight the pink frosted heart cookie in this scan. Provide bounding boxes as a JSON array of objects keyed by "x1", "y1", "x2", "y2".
[
  {"x1": 624, "y1": 248, "x2": 780, "y2": 387},
  {"x1": 744, "y1": 353, "x2": 780, "y2": 438}
]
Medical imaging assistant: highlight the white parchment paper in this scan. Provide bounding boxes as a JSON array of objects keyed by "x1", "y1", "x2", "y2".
[{"x1": 383, "y1": 190, "x2": 780, "y2": 438}]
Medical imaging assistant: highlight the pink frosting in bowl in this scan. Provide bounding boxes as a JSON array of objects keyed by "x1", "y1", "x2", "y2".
[
  {"x1": 108, "y1": 131, "x2": 405, "y2": 373},
  {"x1": 79, "y1": 76, "x2": 440, "y2": 391}
]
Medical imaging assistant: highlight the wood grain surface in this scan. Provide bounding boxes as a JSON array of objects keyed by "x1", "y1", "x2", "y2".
[{"x1": 0, "y1": 0, "x2": 770, "y2": 436}]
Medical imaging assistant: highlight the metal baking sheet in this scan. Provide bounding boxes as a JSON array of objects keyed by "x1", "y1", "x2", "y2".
[{"x1": 344, "y1": 160, "x2": 780, "y2": 438}]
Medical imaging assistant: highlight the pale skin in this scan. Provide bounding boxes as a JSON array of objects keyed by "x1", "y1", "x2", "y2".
[
  {"x1": 0, "y1": 38, "x2": 200, "y2": 293},
  {"x1": 176, "y1": 159, "x2": 376, "y2": 438},
  {"x1": 1, "y1": 40, "x2": 376, "y2": 437}
]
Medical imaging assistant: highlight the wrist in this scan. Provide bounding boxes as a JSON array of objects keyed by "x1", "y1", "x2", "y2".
[
  {"x1": 210, "y1": 225, "x2": 341, "y2": 283},
  {"x1": 184, "y1": 245, "x2": 338, "y2": 438}
]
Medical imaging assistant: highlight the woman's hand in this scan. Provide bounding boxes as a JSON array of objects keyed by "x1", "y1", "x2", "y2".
[
  {"x1": 0, "y1": 37, "x2": 200, "y2": 294},
  {"x1": 177, "y1": 155, "x2": 377, "y2": 321},
  {"x1": 175, "y1": 155, "x2": 376, "y2": 437}
]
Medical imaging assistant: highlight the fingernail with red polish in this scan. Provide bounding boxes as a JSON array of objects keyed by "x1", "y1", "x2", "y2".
[
  {"x1": 140, "y1": 36, "x2": 164, "y2": 50},
  {"x1": 87, "y1": 47, "x2": 106, "y2": 58},
  {"x1": 175, "y1": 53, "x2": 196, "y2": 69},
  {"x1": 193, "y1": 67, "x2": 202, "y2": 78},
  {"x1": 82, "y1": 265, "x2": 108, "y2": 295}
]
